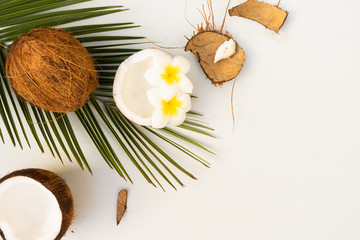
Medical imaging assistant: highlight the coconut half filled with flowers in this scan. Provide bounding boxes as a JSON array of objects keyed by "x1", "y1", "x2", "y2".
[{"x1": 113, "y1": 48, "x2": 193, "y2": 128}]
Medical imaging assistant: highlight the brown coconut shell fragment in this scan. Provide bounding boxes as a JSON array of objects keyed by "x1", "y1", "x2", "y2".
[
  {"x1": 229, "y1": 0, "x2": 288, "y2": 33},
  {"x1": 116, "y1": 189, "x2": 128, "y2": 225},
  {"x1": 6, "y1": 27, "x2": 98, "y2": 113},
  {"x1": 185, "y1": 31, "x2": 245, "y2": 85},
  {"x1": 0, "y1": 168, "x2": 74, "y2": 240}
]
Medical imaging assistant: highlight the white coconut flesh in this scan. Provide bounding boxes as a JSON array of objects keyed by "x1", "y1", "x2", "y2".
[
  {"x1": 0, "y1": 176, "x2": 62, "y2": 240},
  {"x1": 214, "y1": 38, "x2": 237, "y2": 63},
  {"x1": 113, "y1": 48, "x2": 173, "y2": 126}
]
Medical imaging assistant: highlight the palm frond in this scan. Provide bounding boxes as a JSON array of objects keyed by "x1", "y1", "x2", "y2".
[
  {"x1": 0, "y1": 125, "x2": 4, "y2": 143},
  {"x1": 0, "y1": 0, "x2": 214, "y2": 189}
]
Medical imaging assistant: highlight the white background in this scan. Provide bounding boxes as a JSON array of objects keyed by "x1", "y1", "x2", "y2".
[{"x1": 1, "y1": 0, "x2": 360, "y2": 239}]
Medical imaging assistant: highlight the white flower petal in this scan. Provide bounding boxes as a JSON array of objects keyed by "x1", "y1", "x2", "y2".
[
  {"x1": 151, "y1": 108, "x2": 170, "y2": 128},
  {"x1": 178, "y1": 94, "x2": 191, "y2": 112},
  {"x1": 161, "y1": 83, "x2": 178, "y2": 102},
  {"x1": 144, "y1": 67, "x2": 162, "y2": 86},
  {"x1": 147, "y1": 88, "x2": 163, "y2": 108},
  {"x1": 173, "y1": 55, "x2": 190, "y2": 74},
  {"x1": 177, "y1": 74, "x2": 193, "y2": 94},
  {"x1": 153, "y1": 55, "x2": 172, "y2": 72},
  {"x1": 168, "y1": 108, "x2": 186, "y2": 126}
]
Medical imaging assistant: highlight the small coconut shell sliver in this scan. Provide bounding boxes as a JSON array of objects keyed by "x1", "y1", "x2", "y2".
[
  {"x1": 0, "y1": 168, "x2": 74, "y2": 240},
  {"x1": 229, "y1": 0, "x2": 288, "y2": 33},
  {"x1": 185, "y1": 31, "x2": 245, "y2": 85},
  {"x1": 6, "y1": 27, "x2": 98, "y2": 113},
  {"x1": 116, "y1": 189, "x2": 128, "y2": 225}
]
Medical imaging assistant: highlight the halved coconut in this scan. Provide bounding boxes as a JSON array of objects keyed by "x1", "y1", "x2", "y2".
[
  {"x1": 185, "y1": 31, "x2": 245, "y2": 85},
  {"x1": 113, "y1": 48, "x2": 172, "y2": 126},
  {"x1": 0, "y1": 169, "x2": 74, "y2": 240}
]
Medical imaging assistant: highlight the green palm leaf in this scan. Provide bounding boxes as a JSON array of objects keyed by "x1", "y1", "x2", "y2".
[{"x1": 0, "y1": 0, "x2": 214, "y2": 190}]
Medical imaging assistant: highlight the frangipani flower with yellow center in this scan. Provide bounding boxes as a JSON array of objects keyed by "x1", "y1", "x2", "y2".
[
  {"x1": 144, "y1": 55, "x2": 193, "y2": 101},
  {"x1": 147, "y1": 88, "x2": 191, "y2": 128}
]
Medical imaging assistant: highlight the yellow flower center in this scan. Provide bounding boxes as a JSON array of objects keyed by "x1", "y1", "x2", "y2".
[
  {"x1": 161, "y1": 65, "x2": 180, "y2": 85},
  {"x1": 162, "y1": 95, "x2": 182, "y2": 116}
]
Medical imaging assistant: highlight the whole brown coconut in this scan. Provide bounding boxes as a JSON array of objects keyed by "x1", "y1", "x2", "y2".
[{"x1": 6, "y1": 27, "x2": 98, "y2": 113}]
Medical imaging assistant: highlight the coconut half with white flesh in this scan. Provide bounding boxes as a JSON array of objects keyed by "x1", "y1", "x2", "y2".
[
  {"x1": 113, "y1": 48, "x2": 173, "y2": 126},
  {"x1": 185, "y1": 31, "x2": 245, "y2": 85},
  {"x1": 0, "y1": 169, "x2": 74, "y2": 240}
]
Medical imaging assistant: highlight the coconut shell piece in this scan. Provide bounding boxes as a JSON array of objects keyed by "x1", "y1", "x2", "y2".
[
  {"x1": 6, "y1": 27, "x2": 98, "y2": 113},
  {"x1": 0, "y1": 168, "x2": 74, "y2": 240},
  {"x1": 229, "y1": 0, "x2": 288, "y2": 33},
  {"x1": 116, "y1": 189, "x2": 128, "y2": 225},
  {"x1": 185, "y1": 31, "x2": 245, "y2": 85},
  {"x1": 0, "y1": 229, "x2": 5, "y2": 240}
]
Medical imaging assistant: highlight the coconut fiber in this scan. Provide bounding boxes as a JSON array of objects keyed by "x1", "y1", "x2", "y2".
[{"x1": 6, "y1": 27, "x2": 98, "y2": 113}]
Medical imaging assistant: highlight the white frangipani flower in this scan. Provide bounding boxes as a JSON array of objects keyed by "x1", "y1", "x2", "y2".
[
  {"x1": 147, "y1": 88, "x2": 191, "y2": 128},
  {"x1": 144, "y1": 55, "x2": 193, "y2": 101}
]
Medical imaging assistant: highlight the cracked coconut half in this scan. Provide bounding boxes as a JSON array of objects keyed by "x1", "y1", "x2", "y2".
[
  {"x1": 0, "y1": 169, "x2": 74, "y2": 240},
  {"x1": 185, "y1": 0, "x2": 245, "y2": 85}
]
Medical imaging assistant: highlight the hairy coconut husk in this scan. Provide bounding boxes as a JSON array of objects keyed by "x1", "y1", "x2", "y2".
[
  {"x1": 0, "y1": 168, "x2": 74, "y2": 240},
  {"x1": 185, "y1": 31, "x2": 245, "y2": 85},
  {"x1": 229, "y1": 0, "x2": 288, "y2": 33},
  {"x1": 6, "y1": 27, "x2": 98, "y2": 113}
]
